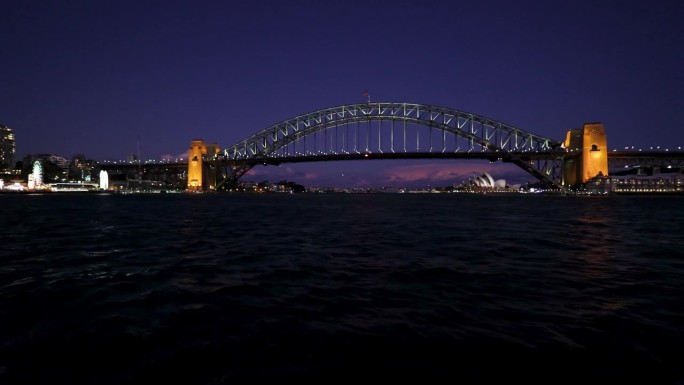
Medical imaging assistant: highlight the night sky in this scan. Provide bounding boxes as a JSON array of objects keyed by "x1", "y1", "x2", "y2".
[{"x1": 2, "y1": 0, "x2": 683, "y2": 187}]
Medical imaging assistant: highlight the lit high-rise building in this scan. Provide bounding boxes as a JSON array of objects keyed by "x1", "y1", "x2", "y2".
[{"x1": 0, "y1": 124, "x2": 16, "y2": 171}]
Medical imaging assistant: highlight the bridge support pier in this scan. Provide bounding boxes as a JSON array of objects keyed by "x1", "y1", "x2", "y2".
[
  {"x1": 187, "y1": 139, "x2": 220, "y2": 191},
  {"x1": 563, "y1": 123, "x2": 608, "y2": 187}
]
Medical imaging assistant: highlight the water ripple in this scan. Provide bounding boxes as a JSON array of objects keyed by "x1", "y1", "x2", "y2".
[{"x1": 0, "y1": 194, "x2": 682, "y2": 384}]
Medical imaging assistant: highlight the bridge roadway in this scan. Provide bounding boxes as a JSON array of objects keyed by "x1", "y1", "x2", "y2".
[
  {"x1": 605, "y1": 150, "x2": 684, "y2": 168},
  {"x1": 98, "y1": 150, "x2": 684, "y2": 189},
  {"x1": 240, "y1": 151, "x2": 555, "y2": 164},
  {"x1": 239, "y1": 150, "x2": 684, "y2": 165},
  {"x1": 97, "y1": 151, "x2": 557, "y2": 172},
  {"x1": 97, "y1": 151, "x2": 684, "y2": 169},
  {"x1": 97, "y1": 150, "x2": 684, "y2": 169}
]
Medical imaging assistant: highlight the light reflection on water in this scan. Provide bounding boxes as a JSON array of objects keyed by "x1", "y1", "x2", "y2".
[{"x1": 573, "y1": 206, "x2": 619, "y2": 279}]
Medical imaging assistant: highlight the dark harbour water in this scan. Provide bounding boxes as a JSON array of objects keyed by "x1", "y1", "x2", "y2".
[{"x1": 1, "y1": 193, "x2": 683, "y2": 384}]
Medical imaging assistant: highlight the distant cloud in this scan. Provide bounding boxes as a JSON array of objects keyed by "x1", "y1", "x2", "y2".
[
  {"x1": 240, "y1": 160, "x2": 533, "y2": 188},
  {"x1": 160, "y1": 152, "x2": 187, "y2": 161},
  {"x1": 245, "y1": 165, "x2": 319, "y2": 182},
  {"x1": 385, "y1": 164, "x2": 466, "y2": 183}
]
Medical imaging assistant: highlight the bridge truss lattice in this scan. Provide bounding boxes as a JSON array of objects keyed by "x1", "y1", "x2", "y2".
[{"x1": 218, "y1": 103, "x2": 565, "y2": 188}]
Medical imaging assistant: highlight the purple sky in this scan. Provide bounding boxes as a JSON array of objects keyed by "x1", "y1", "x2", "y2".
[{"x1": 2, "y1": 0, "x2": 683, "y2": 187}]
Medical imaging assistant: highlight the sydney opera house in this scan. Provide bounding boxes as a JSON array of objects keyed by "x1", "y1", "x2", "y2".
[{"x1": 469, "y1": 172, "x2": 508, "y2": 189}]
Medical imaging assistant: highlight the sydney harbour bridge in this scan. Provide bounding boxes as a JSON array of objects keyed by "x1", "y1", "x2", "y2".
[{"x1": 100, "y1": 102, "x2": 684, "y2": 191}]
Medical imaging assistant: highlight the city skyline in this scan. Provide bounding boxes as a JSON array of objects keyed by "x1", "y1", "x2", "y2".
[{"x1": 2, "y1": 0, "x2": 682, "y2": 187}]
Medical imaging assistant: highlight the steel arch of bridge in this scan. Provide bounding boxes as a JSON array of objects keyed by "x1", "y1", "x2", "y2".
[{"x1": 219, "y1": 102, "x2": 565, "y2": 187}]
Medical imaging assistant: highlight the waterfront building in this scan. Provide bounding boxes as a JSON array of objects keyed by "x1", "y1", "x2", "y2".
[
  {"x1": 0, "y1": 124, "x2": 16, "y2": 171},
  {"x1": 68, "y1": 154, "x2": 98, "y2": 182},
  {"x1": 585, "y1": 173, "x2": 684, "y2": 194},
  {"x1": 22, "y1": 154, "x2": 69, "y2": 183},
  {"x1": 23, "y1": 154, "x2": 70, "y2": 168}
]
